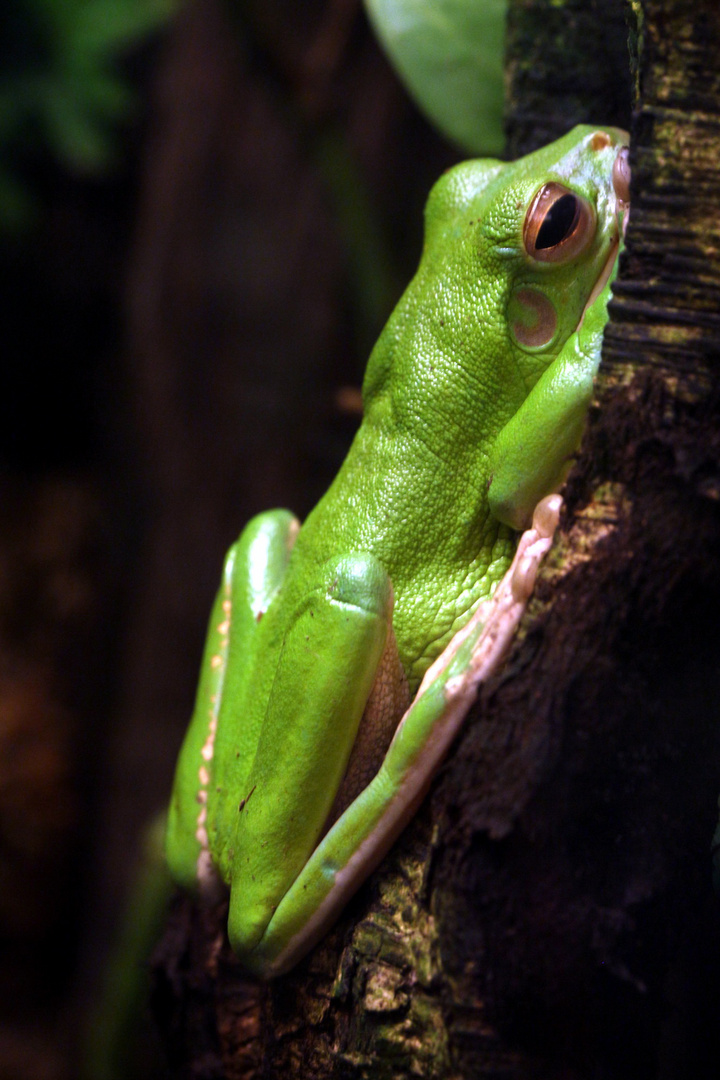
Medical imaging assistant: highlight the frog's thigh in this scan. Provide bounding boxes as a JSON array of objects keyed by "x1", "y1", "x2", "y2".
[
  {"x1": 227, "y1": 552, "x2": 393, "y2": 955},
  {"x1": 165, "y1": 509, "x2": 298, "y2": 891}
]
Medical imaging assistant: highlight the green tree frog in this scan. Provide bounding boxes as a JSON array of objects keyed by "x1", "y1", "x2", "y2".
[{"x1": 166, "y1": 125, "x2": 630, "y2": 978}]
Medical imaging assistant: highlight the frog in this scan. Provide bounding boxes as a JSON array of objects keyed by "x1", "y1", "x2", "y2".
[{"x1": 165, "y1": 124, "x2": 631, "y2": 979}]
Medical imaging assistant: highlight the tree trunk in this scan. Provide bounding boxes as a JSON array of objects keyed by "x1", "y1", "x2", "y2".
[{"x1": 152, "y1": 1, "x2": 720, "y2": 1076}]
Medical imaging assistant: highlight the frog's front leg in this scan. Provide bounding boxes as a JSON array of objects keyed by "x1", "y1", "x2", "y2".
[
  {"x1": 488, "y1": 273, "x2": 617, "y2": 530},
  {"x1": 241, "y1": 496, "x2": 561, "y2": 978}
]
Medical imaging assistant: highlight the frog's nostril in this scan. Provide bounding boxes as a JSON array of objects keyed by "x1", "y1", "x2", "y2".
[
  {"x1": 613, "y1": 147, "x2": 631, "y2": 204},
  {"x1": 590, "y1": 131, "x2": 612, "y2": 151}
]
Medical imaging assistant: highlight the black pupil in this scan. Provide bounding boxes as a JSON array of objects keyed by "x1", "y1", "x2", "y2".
[{"x1": 535, "y1": 193, "x2": 579, "y2": 249}]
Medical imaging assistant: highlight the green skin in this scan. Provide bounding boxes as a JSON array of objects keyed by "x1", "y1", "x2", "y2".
[{"x1": 166, "y1": 125, "x2": 628, "y2": 978}]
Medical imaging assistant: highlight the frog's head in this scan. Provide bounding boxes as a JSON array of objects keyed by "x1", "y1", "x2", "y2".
[
  {"x1": 493, "y1": 126, "x2": 629, "y2": 368},
  {"x1": 363, "y1": 127, "x2": 629, "y2": 455},
  {"x1": 419, "y1": 125, "x2": 630, "y2": 410}
]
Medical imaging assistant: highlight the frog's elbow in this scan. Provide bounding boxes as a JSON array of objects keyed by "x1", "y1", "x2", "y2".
[{"x1": 487, "y1": 487, "x2": 534, "y2": 532}]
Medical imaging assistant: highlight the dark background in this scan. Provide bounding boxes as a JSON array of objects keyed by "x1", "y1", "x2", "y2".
[{"x1": 0, "y1": 1, "x2": 459, "y2": 1076}]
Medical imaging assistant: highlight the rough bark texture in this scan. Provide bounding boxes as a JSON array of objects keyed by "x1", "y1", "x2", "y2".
[
  {"x1": 151, "y1": 1, "x2": 720, "y2": 1077},
  {"x1": 429, "y1": 0, "x2": 720, "y2": 1075},
  {"x1": 505, "y1": 0, "x2": 632, "y2": 154}
]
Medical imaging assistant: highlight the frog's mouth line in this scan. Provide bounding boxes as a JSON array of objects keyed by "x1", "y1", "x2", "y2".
[{"x1": 577, "y1": 233, "x2": 620, "y2": 332}]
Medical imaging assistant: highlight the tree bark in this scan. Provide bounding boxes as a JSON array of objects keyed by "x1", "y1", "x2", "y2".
[
  {"x1": 432, "y1": 1, "x2": 720, "y2": 1075},
  {"x1": 152, "y1": 1, "x2": 720, "y2": 1077}
]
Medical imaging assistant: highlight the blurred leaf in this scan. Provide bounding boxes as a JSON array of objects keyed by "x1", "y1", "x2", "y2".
[
  {"x1": 42, "y1": 80, "x2": 122, "y2": 171},
  {"x1": 72, "y1": 0, "x2": 177, "y2": 53},
  {"x1": 0, "y1": 0, "x2": 177, "y2": 230},
  {"x1": 364, "y1": 0, "x2": 506, "y2": 155}
]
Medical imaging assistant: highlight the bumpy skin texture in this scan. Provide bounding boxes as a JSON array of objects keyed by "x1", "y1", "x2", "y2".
[{"x1": 166, "y1": 125, "x2": 628, "y2": 977}]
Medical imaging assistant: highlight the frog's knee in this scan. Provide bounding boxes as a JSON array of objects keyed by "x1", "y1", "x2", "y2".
[
  {"x1": 228, "y1": 508, "x2": 299, "y2": 596},
  {"x1": 321, "y1": 552, "x2": 393, "y2": 620}
]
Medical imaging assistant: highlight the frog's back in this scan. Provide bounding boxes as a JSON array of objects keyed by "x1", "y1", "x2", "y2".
[{"x1": 280, "y1": 156, "x2": 530, "y2": 682}]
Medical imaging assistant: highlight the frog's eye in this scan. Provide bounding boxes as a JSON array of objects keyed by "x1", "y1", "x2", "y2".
[{"x1": 524, "y1": 183, "x2": 595, "y2": 263}]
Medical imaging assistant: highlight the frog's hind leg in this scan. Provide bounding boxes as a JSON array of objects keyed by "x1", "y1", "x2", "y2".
[
  {"x1": 164, "y1": 509, "x2": 299, "y2": 893},
  {"x1": 244, "y1": 497, "x2": 560, "y2": 978},
  {"x1": 226, "y1": 552, "x2": 394, "y2": 957}
]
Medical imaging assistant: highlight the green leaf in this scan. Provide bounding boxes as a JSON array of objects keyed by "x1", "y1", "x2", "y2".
[{"x1": 364, "y1": 0, "x2": 506, "y2": 155}]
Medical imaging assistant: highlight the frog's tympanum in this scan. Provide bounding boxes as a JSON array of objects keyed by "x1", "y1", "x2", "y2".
[{"x1": 166, "y1": 126, "x2": 631, "y2": 977}]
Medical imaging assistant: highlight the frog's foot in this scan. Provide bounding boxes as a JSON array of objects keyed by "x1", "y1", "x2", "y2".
[{"x1": 244, "y1": 495, "x2": 562, "y2": 978}]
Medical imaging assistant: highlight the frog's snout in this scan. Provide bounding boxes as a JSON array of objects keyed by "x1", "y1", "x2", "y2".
[{"x1": 612, "y1": 146, "x2": 631, "y2": 205}]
